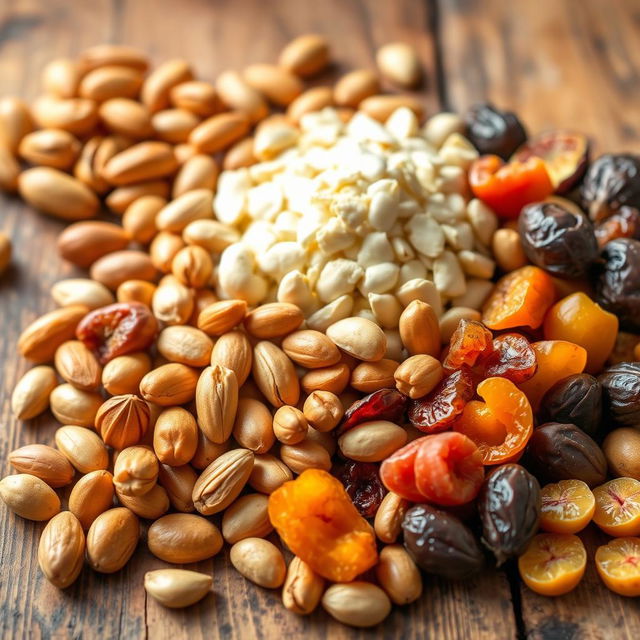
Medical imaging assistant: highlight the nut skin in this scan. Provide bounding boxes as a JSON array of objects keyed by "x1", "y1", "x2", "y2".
[
  {"x1": 0, "y1": 474, "x2": 61, "y2": 521},
  {"x1": 68, "y1": 469, "x2": 115, "y2": 530},
  {"x1": 375, "y1": 544, "x2": 423, "y2": 605},
  {"x1": 96, "y1": 394, "x2": 150, "y2": 450},
  {"x1": 86, "y1": 507, "x2": 139, "y2": 573},
  {"x1": 322, "y1": 582, "x2": 391, "y2": 628},
  {"x1": 38, "y1": 511, "x2": 85, "y2": 588},
  {"x1": 144, "y1": 569, "x2": 212, "y2": 608}
]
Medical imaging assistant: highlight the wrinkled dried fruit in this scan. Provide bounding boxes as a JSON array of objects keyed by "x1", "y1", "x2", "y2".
[
  {"x1": 478, "y1": 464, "x2": 541, "y2": 565},
  {"x1": 339, "y1": 388, "x2": 407, "y2": 435},
  {"x1": 465, "y1": 102, "x2": 527, "y2": 159},
  {"x1": 598, "y1": 362, "x2": 640, "y2": 428},
  {"x1": 402, "y1": 503, "x2": 484, "y2": 580},
  {"x1": 76, "y1": 301, "x2": 157, "y2": 363},
  {"x1": 481, "y1": 333, "x2": 537, "y2": 383},
  {"x1": 442, "y1": 319, "x2": 493, "y2": 372},
  {"x1": 268, "y1": 469, "x2": 378, "y2": 582},
  {"x1": 408, "y1": 368, "x2": 475, "y2": 434},
  {"x1": 332, "y1": 460, "x2": 387, "y2": 518},
  {"x1": 595, "y1": 206, "x2": 640, "y2": 248}
]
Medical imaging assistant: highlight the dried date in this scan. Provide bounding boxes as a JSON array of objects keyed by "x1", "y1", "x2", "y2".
[
  {"x1": 465, "y1": 102, "x2": 527, "y2": 159},
  {"x1": 332, "y1": 459, "x2": 386, "y2": 518},
  {"x1": 598, "y1": 362, "x2": 640, "y2": 427}
]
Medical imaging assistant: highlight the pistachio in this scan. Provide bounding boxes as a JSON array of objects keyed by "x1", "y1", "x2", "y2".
[
  {"x1": 144, "y1": 569, "x2": 212, "y2": 608},
  {"x1": 0, "y1": 474, "x2": 61, "y2": 521},
  {"x1": 86, "y1": 507, "x2": 140, "y2": 573},
  {"x1": 38, "y1": 512, "x2": 85, "y2": 588}
]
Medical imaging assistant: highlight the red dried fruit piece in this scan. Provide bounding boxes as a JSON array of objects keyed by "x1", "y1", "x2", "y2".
[
  {"x1": 414, "y1": 432, "x2": 485, "y2": 506},
  {"x1": 408, "y1": 368, "x2": 476, "y2": 434},
  {"x1": 482, "y1": 333, "x2": 538, "y2": 383},
  {"x1": 594, "y1": 206, "x2": 640, "y2": 248},
  {"x1": 332, "y1": 460, "x2": 387, "y2": 518},
  {"x1": 339, "y1": 388, "x2": 407, "y2": 435},
  {"x1": 443, "y1": 319, "x2": 494, "y2": 372},
  {"x1": 76, "y1": 301, "x2": 157, "y2": 364},
  {"x1": 379, "y1": 439, "x2": 424, "y2": 502}
]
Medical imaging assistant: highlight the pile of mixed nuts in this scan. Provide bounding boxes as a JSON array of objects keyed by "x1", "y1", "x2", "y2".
[{"x1": 2, "y1": 33, "x2": 640, "y2": 629}]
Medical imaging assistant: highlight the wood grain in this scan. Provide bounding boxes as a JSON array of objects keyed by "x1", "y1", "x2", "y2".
[{"x1": 0, "y1": 0, "x2": 639, "y2": 638}]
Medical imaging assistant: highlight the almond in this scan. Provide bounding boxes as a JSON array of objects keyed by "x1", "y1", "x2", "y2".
[
  {"x1": 338, "y1": 420, "x2": 408, "y2": 462},
  {"x1": 272, "y1": 405, "x2": 308, "y2": 445},
  {"x1": 74, "y1": 135, "x2": 120, "y2": 193},
  {"x1": 281, "y1": 330, "x2": 341, "y2": 369},
  {"x1": 54, "y1": 340, "x2": 102, "y2": 390},
  {"x1": 31, "y1": 95, "x2": 98, "y2": 135},
  {"x1": 0, "y1": 143, "x2": 20, "y2": 191},
  {"x1": 189, "y1": 111, "x2": 250, "y2": 154},
  {"x1": 0, "y1": 474, "x2": 61, "y2": 521},
  {"x1": 51, "y1": 278, "x2": 115, "y2": 309},
  {"x1": 252, "y1": 341, "x2": 300, "y2": 408},
  {"x1": 197, "y1": 299, "x2": 247, "y2": 336},
  {"x1": 141, "y1": 59, "x2": 193, "y2": 113},
  {"x1": 170, "y1": 80, "x2": 220, "y2": 117},
  {"x1": 158, "y1": 463, "x2": 197, "y2": 512},
  {"x1": 140, "y1": 363, "x2": 199, "y2": 406},
  {"x1": 101, "y1": 352, "x2": 152, "y2": 395},
  {"x1": 68, "y1": 469, "x2": 115, "y2": 529},
  {"x1": 333, "y1": 69, "x2": 380, "y2": 107},
  {"x1": 195, "y1": 364, "x2": 239, "y2": 444},
  {"x1": 376, "y1": 42, "x2": 422, "y2": 88},
  {"x1": 0, "y1": 96, "x2": 34, "y2": 152},
  {"x1": 19, "y1": 167, "x2": 99, "y2": 220},
  {"x1": 243, "y1": 64, "x2": 303, "y2": 106},
  {"x1": 80, "y1": 44, "x2": 149, "y2": 73},
  {"x1": 282, "y1": 556, "x2": 325, "y2": 615},
  {"x1": 230, "y1": 538, "x2": 286, "y2": 588},
  {"x1": 374, "y1": 491, "x2": 410, "y2": 544},
  {"x1": 287, "y1": 86, "x2": 334, "y2": 124},
  {"x1": 172, "y1": 155, "x2": 219, "y2": 198},
  {"x1": 152, "y1": 275, "x2": 194, "y2": 325},
  {"x1": 215, "y1": 71, "x2": 268, "y2": 123},
  {"x1": 399, "y1": 300, "x2": 441, "y2": 356},
  {"x1": 117, "y1": 483, "x2": 169, "y2": 520},
  {"x1": 279, "y1": 34, "x2": 330, "y2": 77},
  {"x1": 18, "y1": 129, "x2": 81, "y2": 170},
  {"x1": 153, "y1": 407, "x2": 198, "y2": 466},
  {"x1": 11, "y1": 365, "x2": 57, "y2": 420},
  {"x1": 151, "y1": 108, "x2": 199, "y2": 144},
  {"x1": 79, "y1": 65, "x2": 143, "y2": 101},
  {"x1": 106, "y1": 179, "x2": 170, "y2": 214},
  {"x1": 233, "y1": 398, "x2": 275, "y2": 454},
  {"x1": 351, "y1": 359, "x2": 399, "y2": 393},
  {"x1": 42, "y1": 58, "x2": 82, "y2": 98},
  {"x1": 147, "y1": 513, "x2": 223, "y2": 563},
  {"x1": 57, "y1": 220, "x2": 129, "y2": 268},
  {"x1": 55, "y1": 425, "x2": 109, "y2": 474},
  {"x1": 144, "y1": 569, "x2": 212, "y2": 608},
  {"x1": 38, "y1": 511, "x2": 85, "y2": 588},
  {"x1": 243, "y1": 302, "x2": 304, "y2": 339},
  {"x1": 359, "y1": 94, "x2": 424, "y2": 123},
  {"x1": 113, "y1": 445, "x2": 159, "y2": 497},
  {"x1": 248, "y1": 453, "x2": 293, "y2": 494},
  {"x1": 157, "y1": 325, "x2": 213, "y2": 367},
  {"x1": 375, "y1": 545, "x2": 423, "y2": 605},
  {"x1": 99, "y1": 97, "x2": 153, "y2": 139},
  {"x1": 86, "y1": 507, "x2": 140, "y2": 573},
  {"x1": 210, "y1": 330, "x2": 252, "y2": 386},
  {"x1": 300, "y1": 363, "x2": 350, "y2": 395},
  {"x1": 18, "y1": 305, "x2": 88, "y2": 363},
  {"x1": 155, "y1": 188, "x2": 213, "y2": 232},
  {"x1": 221, "y1": 493, "x2": 272, "y2": 544},
  {"x1": 326, "y1": 317, "x2": 387, "y2": 362},
  {"x1": 9, "y1": 444, "x2": 74, "y2": 488},
  {"x1": 95, "y1": 393, "x2": 150, "y2": 449},
  {"x1": 90, "y1": 249, "x2": 157, "y2": 290},
  {"x1": 49, "y1": 383, "x2": 103, "y2": 427},
  {"x1": 102, "y1": 141, "x2": 178, "y2": 186}
]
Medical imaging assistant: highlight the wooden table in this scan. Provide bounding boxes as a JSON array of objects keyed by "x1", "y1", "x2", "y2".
[{"x1": 1, "y1": 0, "x2": 640, "y2": 638}]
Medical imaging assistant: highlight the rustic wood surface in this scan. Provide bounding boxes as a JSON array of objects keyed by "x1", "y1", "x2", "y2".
[{"x1": 0, "y1": 0, "x2": 639, "y2": 638}]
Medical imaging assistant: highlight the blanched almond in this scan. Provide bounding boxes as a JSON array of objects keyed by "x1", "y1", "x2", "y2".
[
  {"x1": 90, "y1": 250, "x2": 157, "y2": 290},
  {"x1": 102, "y1": 141, "x2": 178, "y2": 186},
  {"x1": 0, "y1": 474, "x2": 61, "y2": 521},
  {"x1": 19, "y1": 129, "x2": 81, "y2": 169},
  {"x1": 42, "y1": 58, "x2": 82, "y2": 98},
  {"x1": 243, "y1": 64, "x2": 303, "y2": 106},
  {"x1": 79, "y1": 65, "x2": 143, "y2": 101},
  {"x1": 55, "y1": 425, "x2": 109, "y2": 474},
  {"x1": 153, "y1": 407, "x2": 198, "y2": 466},
  {"x1": 99, "y1": 97, "x2": 153, "y2": 139},
  {"x1": 244, "y1": 302, "x2": 304, "y2": 339},
  {"x1": 215, "y1": 71, "x2": 268, "y2": 123},
  {"x1": 55, "y1": 340, "x2": 102, "y2": 390},
  {"x1": 86, "y1": 507, "x2": 139, "y2": 573},
  {"x1": 141, "y1": 59, "x2": 193, "y2": 113},
  {"x1": 172, "y1": 155, "x2": 219, "y2": 198},
  {"x1": 221, "y1": 493, "x2": 272, "y2": 544},
  {"x1": 279, "y1": 34, "x2": 330, "y2": 77},
  {"x1": 170, "y1": 80, "x2": 220, "y2": 117},
  {"x1": 326, "y1": 317, "x2": 387, "y2": 362},
  {"x1": 50, "y1": 383, "x2": 103, "y2": 428},
  {"x1": 68, "y1": 469, "x2": 115, "y2": 529},
  {"x1": 140, "y1": 363, "x2": 199, "y2": 406},
  {"x1": 148, "y1": 513, "x2": 222, "y2": 563},
  {"x1": 281, "y1": 330, "x2": 341, "y2": 369},
  {"x1": 11, "y1": 366, "x2": 57, "y2": 420},
  {"x1": 51, "y1": 278, "x2": 115, "y2": 309},
  {"x1": 189, "y1": 111, "x2": 250, "y2": 153},
  {"x1": 101, "y1": 352, "x2": 152, "y2": 395},
  {"x1": 57, "y1": 221, "x2": 129, "y2": 268},
  {"x1": 38, "y1": 512, "x2": 85, "y2": 588},
  {"x1": 144, "y1": 569, "x2": 212, "y2": 608},
  {"x1": 195, "y1": 364, "x2": 238, "y2": 443},
  {"x1": 9, "y1": 444, "x2": 74, "y2": 488}
]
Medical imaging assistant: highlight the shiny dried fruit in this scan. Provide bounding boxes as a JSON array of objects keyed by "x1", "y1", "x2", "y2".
[
  {"x1": 518, "y1": 201, "x2": 598, "y2": 279},
  {"x1": 478, "y1": 464, "x2": 541, "y2": 565},
  {"x1": 402, "y1": 503, "x2": 484, "y2": 580},
  {"x1": 581, "y1": 153, "x2": 640, "y2": 222},
  {"x1": 598, "y1": 362, "x2": 640, "y2": 427},
  {"x1": 481, "y1": 333, "x2": 537, "y2": 383},
  {"x1": 408, "y1": 368, "x2": 475, "y2": 434},
  {"x1": 76, "y1": 301, "x2": 157, "y2": 363},
  {"x1": 442, "y1": 319, "x2": 493, "y2": 372},
  {"x1": 339, "y1": 388, "x2": 407, "y2": 435},
  {"x1": 332, "y1": 460, "x2": 387, "y2": 518},
  {"x1": 523, "y1": 422, "x2": 607, "y2": 488},
  {"x1": 268, "y1": 469, "x2": 378, "y2": 582},
  {"x1": 465, "y1": 102, "x2": 527, "y2": 159},
  {"x1": 539, "y1": 479, "x2": 595, "y2": 534},
  {"x1": 592, "y1": 477, "x2": 640, "y2": 537},
  {"x1": 595, "y1": 537, "x2": 640, "y2": 596},
  {"x1": 539, "y1": 374, "x2": 602, "y2": 439},
  {"x1": 596, "y1": 238, "x2": 640, "y2": 331},
  {"x1": 595, "y1": 206, "x2": 640, "y2": 248}
]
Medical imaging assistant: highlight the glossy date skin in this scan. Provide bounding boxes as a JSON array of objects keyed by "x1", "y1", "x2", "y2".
[{"x1": 598, "y1": 362, "x2": 640, "y2": 428}]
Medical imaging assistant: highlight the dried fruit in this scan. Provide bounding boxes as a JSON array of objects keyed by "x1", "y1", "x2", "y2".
[
  {"x1": 592, "y1": 477, "x2": 640, "y2": 536},
  {"x1": 339, "y1": 388, "x2": 407, "y2": 434},
  {"x1": 268, "y1": 469, "x2": 378, "y2": 582},
  {"x1": 408, "y1": 368, "x2": 475, "y2": 434},
  {"x1": 595, "y1": 537, "x2": 640, "y2": 596},
  {"x1": 594, "y1": 206, "x2": 640, "y2": 247},
  {"x1": 442, "y1": 319, "x2": 493, "y2": 372},
  {"x1": 518, "y1": 533, "x2": 586, "y2": 596},
  {"x1": 539, "y1": 479, "x2": 595, "y2": 534},
  {"x1": 603, "y1": 428, "x2": 640, "y2": 480},
  {"x1": 402, "y1": 503, "x2": 484, "y2": 580},
  {"x1": 332, "y1": 460, "x2": 387, "y2": 517},
  {"x1": 598, "y1": 362, "x2": 640, "y2": 427},
  {"x1": 465, "y1": 102, "x2": 527, "y2": 159},
  {"x1": 76, "y1": 301, "x2": 157, "y2": 363},
  {"x1": 481, "y1": 333, "x2": 537, "y2": 383},
  {"x1": 478, "y1": 464, "x2": 541, "y2": 565}
]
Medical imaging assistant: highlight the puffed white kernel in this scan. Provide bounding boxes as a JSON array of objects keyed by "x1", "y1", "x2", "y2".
[{"x1": 316, "y1": 259, "x2": 364, "y2": 303}]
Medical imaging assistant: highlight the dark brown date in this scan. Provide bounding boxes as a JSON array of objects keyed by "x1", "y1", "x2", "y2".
[
  {"x1": 538, "y1": 374, "x2": 602, "y2": 439},
  {"x1": 522, "y1": 422, "x2": 607, "y2": 488},
  {"x1": 598, "y1": 362, "x2": 640, "y2": 427},
  {"x1": 465, "y1": 102, "x2": 527, "y2": 159},
  {"x1": 478, "y1": 464, "x2": 540, "y2": 566},
  {"x1": 402, "y1": 503, "x2": 484, "y2": 580}
]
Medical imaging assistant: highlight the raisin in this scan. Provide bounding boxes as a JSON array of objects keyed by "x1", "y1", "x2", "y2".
[
  {"x1": 598, "y1": 362, "x2": 640, "y2": 427},
  {"x1": 332, "y1": 459, "x2": 387, "y2": 518},
  {"x1": 76, "y1": 301, "x2": 157, "y2": 364},
  {"x1": 482, "y1": 333, "x2": 537, "y2": 383},
  {"x1": 339, "y1": 388, "x2": 407, "y2": 435},
  {"x1": 478, "y1": 464, "x2": 541, "y2": 565},
  {"x1": 408, "y1": 368, "x2": 475, "y2": 434},
  {"x1": 595, "y1": 206, "x2": 640, "y2": 248},
  {"x1": 465, "y1": 102, "x2": 527, "y2": 159},
  {"x1": 442, "y1": 319, "x2": 494, "y2": 372}
]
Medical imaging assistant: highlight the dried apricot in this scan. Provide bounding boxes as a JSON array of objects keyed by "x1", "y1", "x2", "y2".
[
  {"x1": 408, "y1": 368, "x2": 475, "y2": 434},
  {"x1": 539, "y1": 479, "x2": 595, "y2": 534},
  {"x1": 518, "y1": 533, "x2": 586, "y2": 596},
  {"x1": 543, "y1": 292, "x2": 618, "y2": 374},
  {"x1": 442, "y1": 319, "x2": 493, "y2": 372},
  {"x1": 592, "y1": 477, "x2": 640, "y2": 537},
  {"x1": 595, "y1": 537, "x2": 640, "y2": 596},
  {"x1": 517, "y1": 340, "x2": 587, "y2": 411},
  {"x1": 482, "y1": 266, "x2": 556, "y2": 331},
  {"x1": 482, "y1": 333, "x2": 537, "y2": 383},
  {"x1": 454, "y1": 377, "x2": 533, "y2": 465},
  {"x1": 378, "y1": 439, "x2": 424, "y2": 503},
  {"x1": 268, "y1": 469, "x2": 378, "y2": 582}
]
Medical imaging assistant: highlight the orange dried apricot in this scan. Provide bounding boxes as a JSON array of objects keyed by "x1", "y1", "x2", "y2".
[
  {"x1": 518, "y1": 533, "x2": 587, "y2": 596},
  {"x1": 592, "y1": 477, "x2": 640, "y2": 537},
  {"x1": 595, "y1": 537, "x2": 640, "y2": 596},
  {"x1": 442, "y1": 319, "x2": 493, "y2": 372},
  {"x1": 517, "y1": 340, "x2": 587, "y2": 411},
  {"x1": 453, "y1": 377, "x2": 533, "y2": 465},
  {"x1": 543, "y1": 292, "x2": 618, "y2": 374},
  {"x1": 267, "y1": 468, "x2": 378, "y2": 582},
  {"x1": 482, "y1": 266, "x2": 556, "y2": 331},
  {"x1": 539, "y1": 479, "x2": 595, "y2": 534}
]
